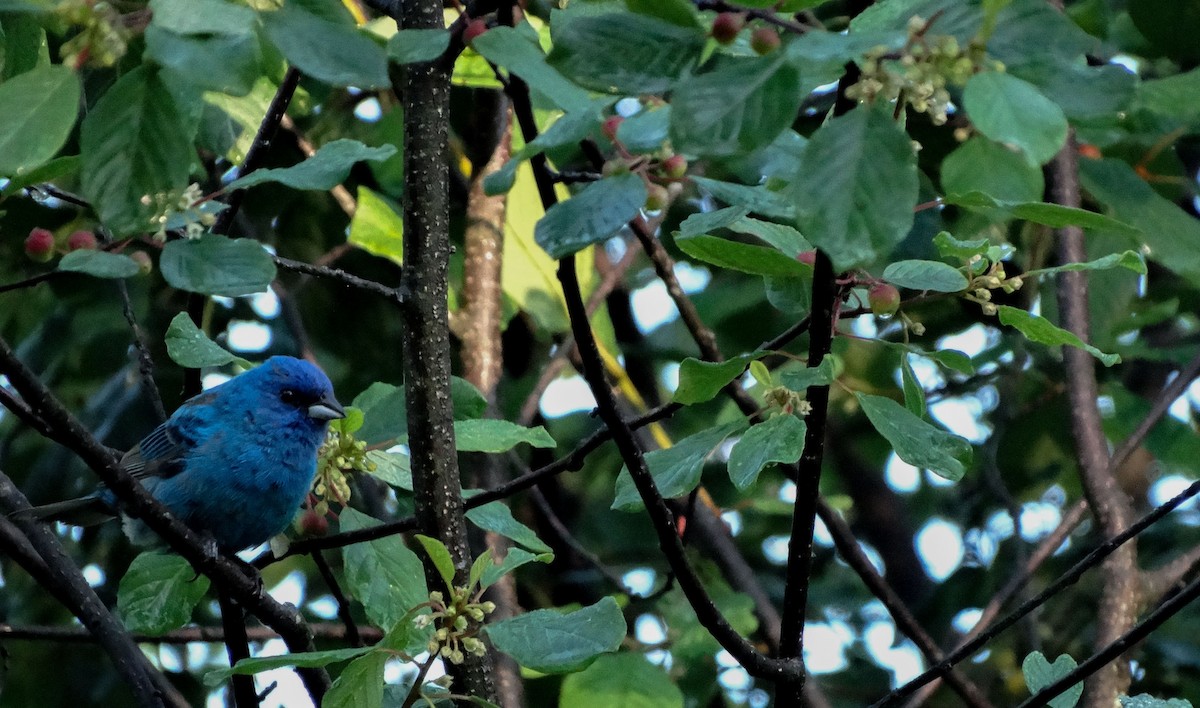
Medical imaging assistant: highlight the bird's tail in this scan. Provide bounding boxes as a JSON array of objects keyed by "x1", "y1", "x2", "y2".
[{"x1": 17, "y1": 495, "x2": 114, "y2": 527}]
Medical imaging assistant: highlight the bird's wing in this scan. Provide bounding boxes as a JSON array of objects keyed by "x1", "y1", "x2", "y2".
[{"x1": 120, "y1": 392, "x2": 216, "y2": 479}]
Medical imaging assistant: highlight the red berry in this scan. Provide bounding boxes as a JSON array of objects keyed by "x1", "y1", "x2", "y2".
[
  {"x1": 661, "y1": 154, "x2": 688, "y2": 179},
  {"x1": 796, "y1": 250, "x2": 816, "y2": 266},
  {"x1": 645, "y1": 184, "x2": 670, "y2": 211},
  {"x1": 24, "y1": 227, "x2": 55, "y2": 262},
  {"x1": 711, "y1": 13, "x2": 745, "y2": 44},
  {"x1": 602, "y1": 115, "x2": 624, "y2": 141},
  {"x1": 130, "y1": 251, "x2": 153, "y2": 275},
  {"x1": 299, "y1": 509, "x2": 329, "y2": 536},
  {"x1": 66, "y1": 230, "x2": 97, "y2": 251},
  {"x1": 463, "y1": 19, "x2": 488, "y2": 46},
  {"x1": 749, "y1": 27, "x2": 780, "y2": 55},
  {"x1": 1078, "y1": 143, "x2": 1102, "y2": 160},
  {"x1": 869, "y1": 283, "x2": 901, "y2": 317}
]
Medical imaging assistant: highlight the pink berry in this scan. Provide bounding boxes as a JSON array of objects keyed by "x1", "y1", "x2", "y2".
[
  {"x1": 602, "y1": 115, "x2": 624, "y2": 141},
  {"x1": 869, "y1": 283, "x2": 901, "y2": 317},
  {"x1": 711, "y1": 13, "x2": 745, "y2": 44},
  {"x1": 463, "y1": 19, "x2": 488, "y2": 46},
  {"x1": 299, "y1": 509, "x2": 329, "y2": 536},
  {"x1": 661, "y1": 154, "x2": 688, "y2": 178},
  {"x1": 66, "y1": 230, "x2": 97, "y2": 251},
  {"x1": 24, "y1": 227, "x2": 55, "y2": 262},
  {"x1": 749, "y1": 27, "x2": 780, "y2": 55},
  {"x1": 796, "y1": 250, "x2": 816, "y2": 266},
  {"x1": 129, "y1": 251, "x2": 153, "y2": 275}
]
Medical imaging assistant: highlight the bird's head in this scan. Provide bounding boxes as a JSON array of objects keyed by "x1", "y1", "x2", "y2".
[{"x1": 255, "y1": 356, "x2": 345, "y2": 426}]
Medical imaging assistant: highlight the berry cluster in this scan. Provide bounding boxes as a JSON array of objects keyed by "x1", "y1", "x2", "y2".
[
  {"x1": 710, "y1": 12, "x2": 780, "y2": 55},
  {"x1": 598, "y1": 115, "x2": 687, "y2": 212},
  {"x1": 149, "y1": 183, "x2": 217, "y2": 240},
  {"x1": 57, "y1": 0, "x2": 131, "y2": 69}
]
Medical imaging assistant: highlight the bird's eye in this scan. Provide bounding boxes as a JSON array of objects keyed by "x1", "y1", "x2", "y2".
[{"x1": 280, "y1": 389, "x2": 298, "y2": 404}]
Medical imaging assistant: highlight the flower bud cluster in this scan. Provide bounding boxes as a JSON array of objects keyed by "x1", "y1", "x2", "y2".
[
  {"x1": 146, "y1": 184, "x2": 218, "y2": 240},
  {"x1": 963, "y1": 256, "x2": 1022, "y2": 316},
  {"x1": 414, "y1": 588, "x2": 496, "y2": 665},
  {"x1": 764, "y1": 385, "x2": 813, "y2": 417},
  {"x1": 57, "y1": 1, "x2": 131, "y2": 69},
  {"x1": 314, "y1": 428, "x2": 375, "y2": 505}
]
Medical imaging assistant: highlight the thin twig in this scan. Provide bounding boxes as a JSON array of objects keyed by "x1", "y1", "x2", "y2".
[{"x1": 312, "y1": 550, "x2": 363, "y2": 647}]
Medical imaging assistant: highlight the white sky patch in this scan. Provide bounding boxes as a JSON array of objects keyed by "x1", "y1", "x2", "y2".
[
  {"x1": 202, "y1": 373, "x2": 231, "y2": 390},
  {"x1": 635, "y1": 614, "x2": 667, "y2": 645},
  {"x1": 937, "y1": 323, "x2": 993, "y2": 357},
  {"x1": 631, "y1": 280, "x2": 679, "y2": 333},
  {"x1": 886, "y1": 453, "x2": 920, "y2": 493},
  {"x1": 762, "y1": 535, "x2": 789, "y2": 565},
  {"x1": 929, "y1": 396, "x2": 990, "y2": 443},
  {"x1": 158, "y1": 645, "x2": 183, "y2": 672},
  {"x1": 722, "y1": 510, "x2": 743, "y2": 536},
  {"x1": 228, "y1": 320, "x2": 273, "y2": 353},
  {"x1": 673, "y1": 261, "x2": 712, "y2": 293},
  {"x1": 804, "y1": 622, "x2": 852, "y2": 674},
  {"x1": 250, "y1": 290, "x2": 281, "y2": 319},
  {"x1": 952, "y1": 607, "x2": 984, "y2": 635},
  {"x1": 1150, "y1": 476, "x2": 1200, "y2": 526},
  {"x1": 269, "y1": 571, "x2": 306, "y2": 607},
  {"x1": 253, "y1": 639, "x2": 315, "y2": 708},
  {"x1": 308, "y1": 595, "x2": 339, "y2": 620},
  {"x1": 813, "y1": 514, "x2": 833, "y2": 547},
  {"x1": 82, "y1": 563, "x2": 105, "y2": 587},
  {"x1": 916, "y1": 518, "x2": 963, "y2": 581},
  {"x1": 540, "y1": 374, "x2": 597, "y2": 418},
  {"x1": 660, "y1": 361, "x2": 680, "y2": 392},
  {"x1": 778, "y1": 480, "x2": 796, "y2": 503},
  {"x1": 963, "y1": 527, "x2": 997, "y2": 568},
  {"x1": 863, "y1": 620, "x2": 926, "y2": 687},
  {"x1": 354, "y1": 97, "x2": 383, "y2": 122},
  {"x1": 1017, "y1": 502, "x2": 1063, "y2": 542},
  {"x1": 1110, "y1": 54, "x2": 1140, "y2": 73},
  {"x1": 622, "y1": 568, "x2": 656, "y2": 596},
  {"x1": 1166, "y1": 371, "x2": 1198, "y2": 423}
]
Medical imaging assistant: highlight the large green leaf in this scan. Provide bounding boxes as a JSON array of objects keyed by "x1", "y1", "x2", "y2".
[
  {"x1": 205, "y1": 646, "x2": 373, "y2": 685},
  {"x1": 882, "y1": 260, "x2": 968, "y2": 293},
  {"x1": 117, "y1": 553, "x2": 210, "y2": 636},
  {"x1": 791, "y1": 107, "x2": 918, "y2": 271},
  {"x1": 472, "y1": 25, "x2": 593, "y2": 112},
  {"x1": 547, "y1": 11, "x2": 705, "y2": 95},
  {"x1": 675, "y1": 233, "x2": 812, "y2": 277},
  {"x1": 613, "y1": 420, "x2": 747, "y2": 511},
  {"x1": 728, "y1": 414, "x2": 807, "y2": 490},
  {"x1": 323, "y1": 652, "x2": 387, "y2": 708},
  {"x1": 160, "y1": 235, "x2": 276, "y2": 297},
  {"x1": 149, "y1": 0, "x2": 256, "y2": 35},
  {"x1": 386, "y1": 28, "x2": 449, "y2": 64},
  {"x1": 559, "y1": 652, "x2": 684, "y2": 708},
  {"x1": 466, "y1": 501, "x2": 554, "y2": 554},
  {"x1": 58, "y1": 250, "x2": 141, "y2": 279},
  {"x1": 963, "y1": 72, "x2": 1067, "y2": 166},
  {"x1": 692, "y1": 176, "x2": 795, "y2": 221},
  {"x1": 228, "y1": 139, "x2": 397, "y2": 190},
  {"x1": 535, "y1": 173, "x2": 646, "y2": 259},
  {"x1": 856, "y1": 393, "x2": 972, "y2": 482},
  {"x1": 997, "y1": 305, "x2": 1120, "y2": 367},
  {"x1": 673, "y1": 352, "x2": 765, "y2": 405},
  {"x1": 80, "y1": 66, "x2": 194, "y2": 235},
  {"x1": 1022, "y1": 651, "x2": 1083, "y2": 708},
  {"x1": 941, "y1": 137, "x2": 1043, "y2": 204},
  {"x1": 670, "y1": 55, "x2": 803, "y2": 157},
  {"x1": 487, "y1": 597, "x2": 626, "y2": 674},
  {"x1": 348, "y1": 186, "x2": 404, "y2": 264},
  {"x1": 261, "y1": 2, "x2": 389, "y2": 89},
  {"x1": 340, "y1": 508, "x2": 428, "y2": 630},
  {"x1": 453, "y1": 419, "x2": 556, "y2": 453},
  {"x1": 0, "y1": 64, "x2": 79, "y2": 175},
  {"x1": 144, "y1": 26, "x2": 262, "y2": 96},
  {"x1": 164, "y1": 312, "x2": 248, "y2": 368},
  {"x1": 942, "y1": 192, "x2": 1140, "y2": 235}
]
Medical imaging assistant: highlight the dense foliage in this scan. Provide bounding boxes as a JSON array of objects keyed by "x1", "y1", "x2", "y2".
[{"x1": 1, "y1": 0, "x2": 1200, "y2": 706}]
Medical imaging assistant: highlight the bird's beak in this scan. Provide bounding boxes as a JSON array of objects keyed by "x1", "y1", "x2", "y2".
[{"x1": 308, "y1": 393, "x2": 346, "y2": 421}]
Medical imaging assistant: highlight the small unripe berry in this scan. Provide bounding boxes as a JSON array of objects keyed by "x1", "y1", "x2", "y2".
[
  {"x1": 601, "y1": 159, "x2": 630, "y2": 177},
  {"x1": 463, "y1": 19, "x2": 488, "y2": 46},
  {"x1": 129, "y1": 250, "x2": 153, "y2": 275},
  {"x1": 711, "y1": 13, "x2": 745, "y2": 44},
  {"x1": 796, "y1": 250, "x2": 816, "y2": 266},
  {"x1": 661, "y1": 154, "x2": 687, "y2": 178},
  {"x1": 66, "y1": 230, "x2": 97, "y2": 251},
  {"x1": 298, "y1": 509, "x2": 329, "y2": 536},
  {"x1": 749, "y1": 27, "x2": 780, "y2": 55},
  {"x1": 602, "y1": 115, "x2": 624, "y2": 141},
  {"x1": 24, "y1": 228, "x2": 55, "y2": 262},
  {"x1": 644, "y1": 184, "x2": 669, "y2": 211},
  {"x1": 869, "y1": 283, "x2": 901, "y2": 317}
]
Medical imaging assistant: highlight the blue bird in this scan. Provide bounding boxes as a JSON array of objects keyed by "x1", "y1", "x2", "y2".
[{"x1": 29, "y1": 356, "x2": 345, "y2": 552}]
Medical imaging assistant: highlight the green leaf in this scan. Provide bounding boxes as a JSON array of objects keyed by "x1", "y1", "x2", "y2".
[
  {"x1": 778, "y1": 357, "x2": 836, "y2": 391},
  {"x1": 0, "y1": 64, "x2": 79, "y2": 175},
  {"x1": 58, "y1": 250, "x2": 140, "y2": 279},
  {"x1": 613, "y1": 420, "x2": 748, "y2": 511},
  {"x1": 728, "y1": 414, "x2": 807, "y2": 489},
  {"x1": 962, "y1": 72, "x2": 1067, "y2": 166},
  {"x1": 691, "y1": 176, "x2": 795, "y2": 221},
  {"x1": 117, "y1": 553, "x2": 210, "y2": 636},
  {"x1": 144, "y1": 26, "x2": 263, "y2": 97},
  {"x1": 933, "y1": 231, "x2": 990, "y2": 261},
  {"x1": 1121, "y1": 696, "x2": 1194, "y2": 708},
  {"x1": 80, "y1": 66, "x2": 193, "y2": 235},
  {"x1": 387, "y1": 28, "x2": 449, "y2": 64},
  {"x1": 670, "y1": 55, "x2": 803, "y2": 157},
  {"x1": 261, "y1": 3, "x2": 389, "y2": 88},
  {"x1": 673, "y1": 352, "x2": 765, "y2": 405},
  {"x1": 624, "y1": 0, "x2": 700, "y2": 28},
  {"x1": 480, "y1": 547, "x2": 552, "y2": 589},
  {"x1": 486, "y1": 596, "x2": 626, "y2": 674},
  {"x1": 678, "y1": 206, "x2": 749, "y2": 238},
  {"x1": 615, "y1": 105, "x2": 670, "y2": 153},
  {"x1": 791, "y1": 107, "x2": 918, "y2": 271},
  {"x1": 353, "y1": 383, "x2": 407, "y2": 445},
  {"x1": 855, "y1": 392, "x2": 972, "y2": 482},
  {"x1": 882, "y1": 260, "x2": 968, "y2": 293},
  {"x1": 1025, "y1": 251, "x2": 1146, "y2": 278},
  {"x1": 414, "y1": 534, "x2": 456, "y2": 590},
  {"x1": 675, "y1": 233, "x2": 812, "y2": 277},
  {"x1": 547, "y1": 11, "x2": 705, "y2": 95},
  {"x1": 1022, "y1": 651, "x2": 1082, "y2": 708},
  {"x1": 340, "y1": 508, "x2": 428, "y2": 630},
  {"x1": 454, "y1": 419, "x2": 556, "y2": 453},
  {"x1": 900, "y1": 354, "x2": 926, "y2": 418},
  {"x1": 333, "y1": 406, "x2": 364, "y2": 435},
  {"x1": 149, "y1": 0, "x2": 256, "y2": 36},
  {"x1": 996, "y1": 305, "x2": 1120, "y2": 367},
  {"x1": 228, "y1": 139, "x2": 397, "y2": 191},
  {"x1": 0, "y1": 155, "x2": 80, "y2": 198},
  {"x1": 472, "y1": 25, "x2": 593, "y2": 112},
  {"x1": 535, "y1": 173, "x2": 646, "y2": 259},
  {"x1": 749, "y1": 360, "x2": 773, "y2": 388},
  {"x1": 942, "y1": 192, "x2": 1140, "y2": 235},
  {"x1": 559, "y1": 652, "x2": 685, "y2": 708},
  {"x1": 365, "y1": 450, "x2": 411, "y2": 490},
  {"x1": 160, "y1": 234, "x2": 277, "y2": 297},
  {"x1": 451, "y1": 377, "x2": 489, "y2": 419},
  {"x1": 348, "y1": 186, "x2": 404, "y2": 264},
  {"x1": 467, "y1": 501, "x2": 554, "y2": 554},
  {"x1": 323, "y1": 652, "x2": 386, "y2": 708},
  {"x1": 941, "y1": 137, "x2": 1044, "y2": 204},
  {"x1": 164, "y1": 312, "x2": 248, "y2": 368},
  {"x1": 205, "y1": 646, "x2": 373, "y2": 685},
  {"x1": 730, "y1": 217, "x2": 812, "y2": 257}
]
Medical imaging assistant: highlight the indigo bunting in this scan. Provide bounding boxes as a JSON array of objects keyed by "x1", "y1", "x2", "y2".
[{"x1": 30, "y1": 356, "x2": 345, "y2": 551}]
